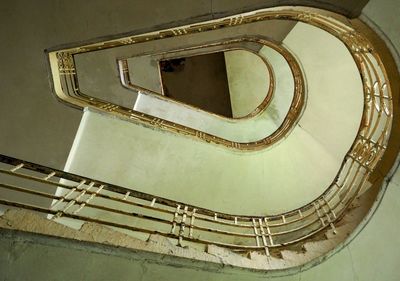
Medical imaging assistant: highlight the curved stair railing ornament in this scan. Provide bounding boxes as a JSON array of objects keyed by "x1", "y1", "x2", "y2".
[
  {"x1": 1, "y1": 7, "x2": 398, "y2": 271},
  {"x1": 118, "y1": 38, "x2": 279, "y2": 121},
  {"x1": 118, "y1": 36, "x2": 306, "y2": 142},
  {"x1": 117, "y1": 37, "x2": 301, "y2": 143}
]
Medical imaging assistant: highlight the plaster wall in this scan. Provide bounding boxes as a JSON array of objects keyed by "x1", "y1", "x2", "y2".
[
  {"x1": 0, "y1": 0, "x2": 220, "y2": 169},
  {"x1": 132, "y1": 44, "x2": 294, "y2": 142},
  {"x1": 225, "y1": 50, "x2": 270, "y2": 118},
  {"x1": 61, "y1": 20, "x2": 363, "y2": 214},
  {"x1": 1, "y1": 0, "x2": 398, "y2": 280}
]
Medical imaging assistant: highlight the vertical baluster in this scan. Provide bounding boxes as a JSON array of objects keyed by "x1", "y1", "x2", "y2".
[
  {"x1": 314, "y1": 202, "x2": 325, "y2": 226},
  {"x1": 122, "y1": 191, "x2": 130, "y2": 200},
  {"x1": 51, "y1": 180, "x2": 86, "y2": 209},
  {"x1": 258, "y1": 218, "x2": 270, "y2": 256},
  {"x1": 189, "y1": 208, "x2": 197, "y2": 238},
  {"x1": 298, "y1": 209, "x2": 303, "y2": 218},
  {"x1": 43, "y1": 171, "x2": 56, "y2": 180},
  {"x1": 150, "y1": 198, "x2": 156, "y2": 207},
  {"x1": 10, "y1": 163, "x2": 24, "y2": 172},
  {"x1": 53, "y1": 181, "x2": 95, "y2": 219},
  {"x1": 323, "y1": 198, "x2": 337, "y2": 219},
  {"x1": 178, "y1": 206, "x2": 188, "y2": 246},
  {"x1": 73, "y1": 185, "x2": 105, "y2": 214},
  {"x1": 322, "y1": 198, "x2": 337, "y2": 234},
  {"x1": 281, "y1": 215, "x2": 286, "y2": 223},
  {"x1": 252, "y1": 219, "x2": 261, "y2": 247},
  {"x1": 264, "y1": 218, "x2": 274, "y2": 246},
  {"x1": 170, "y1": 205, "x2": 181, "y2": 234}
]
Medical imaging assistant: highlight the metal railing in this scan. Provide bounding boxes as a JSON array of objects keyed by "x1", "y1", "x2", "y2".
[{"x1": 0, "y1": 8, "x2": 393, "y2": 260}]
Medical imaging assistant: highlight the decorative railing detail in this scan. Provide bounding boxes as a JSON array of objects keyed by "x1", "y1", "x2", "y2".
[
  {"x1": 119, "y1": 37, "x2": 280, "y2": 121},
  {"x1": 48, "y1": 9, "x2": 392, "y2": 151},
  {"x1": 1, "y1": 7, "x2": 395, "y2": 269}
]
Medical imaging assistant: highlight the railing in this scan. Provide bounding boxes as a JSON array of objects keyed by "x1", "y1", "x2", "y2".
[
  {"x1": 48, "y1": 9, "x2": 392, "y2": 151},
  {"x1": 118, "y1": 38, "x2": 278, "y2": 121},
  {"x1": 118, "y1": 37, "x2": 303, "y2": 143},
  {"x1": 0, "y1": 7, "x2": 393, "y2": 263}
]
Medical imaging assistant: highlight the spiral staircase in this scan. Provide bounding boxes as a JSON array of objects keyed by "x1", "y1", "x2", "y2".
[{"x1": 0, "y1": 1, "x2": 400, "y2": 280}]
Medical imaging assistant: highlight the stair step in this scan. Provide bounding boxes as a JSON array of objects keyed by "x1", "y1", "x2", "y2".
[{"x1": 303, "y1": 237, "x2": 342, "y2": 254}]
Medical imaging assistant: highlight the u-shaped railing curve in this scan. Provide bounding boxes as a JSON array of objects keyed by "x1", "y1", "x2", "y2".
[
  {"x1": 118, "y1": 37, "x2": 279, "y2": 122},
  {"x1": 117, "y1": 36, "x2": 305, "y2": 144},
  {"x1": 1, "y1": 7, "x2": 398, "y2": 270}
]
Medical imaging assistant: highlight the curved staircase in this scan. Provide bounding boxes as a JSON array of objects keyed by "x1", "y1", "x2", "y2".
[{"x1": 1, "y1": 2, "x2": 400, "y2": 280}]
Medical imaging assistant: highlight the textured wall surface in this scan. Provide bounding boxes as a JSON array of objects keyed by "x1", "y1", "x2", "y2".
[
  {"x1": 0, "y1": 0, "x2": 369, "y2": 169},
  {"x1": 1, "y1": 0, "x2": 399, "y2": 280}
]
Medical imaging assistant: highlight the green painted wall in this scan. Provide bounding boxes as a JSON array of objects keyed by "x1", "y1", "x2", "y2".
[{"x1": 225, "y1": 50, "x2": 270, "y2": 118}]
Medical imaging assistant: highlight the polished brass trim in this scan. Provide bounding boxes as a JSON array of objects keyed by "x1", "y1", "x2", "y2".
[
  {"x1": 49, "y1": 9, "x2": 393, "y2": 152},
  {"x1": 49, "y1": 32, "x2": 304, "y2": 150},
  {"x1": 43, "y1": 8, "x2": 397, "y2": 250},
  {"x1": 0, "y1": 7, "x2": 390, "y2": 268},
  {"x1": 119, "y1": 37, "x2": 277, "y2": 121}
]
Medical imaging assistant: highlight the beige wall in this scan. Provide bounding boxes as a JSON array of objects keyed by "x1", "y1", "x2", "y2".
[
  {"x1": 1, "y1": 0, "x2": 400, "y2": 280},
  {"x1": 225, "y1": 50, "x2": 270, "y2": 118},
  {"x1": 0, "y1": 166, "x2": 399, "y2": 280},
  {"x1": 62, "y1": 20, "x2": 363, "y2": 215}
]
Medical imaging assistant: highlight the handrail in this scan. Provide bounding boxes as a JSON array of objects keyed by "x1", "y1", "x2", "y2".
[
  {"x1": 48, "y1": 9, "x2": 393, "y2": 212},
  {"x1": 118, "y1": 37, "x2": 277, "y2": 121},
  {"x1": 47, "y1": 9, "x2": 392, "y2": 151},
  {"x1": 1, "y1": 7, "x2": 394, "y2": 261},
  {"x1": 118, "y1": 37, "x2": 305, "y2": 143}
]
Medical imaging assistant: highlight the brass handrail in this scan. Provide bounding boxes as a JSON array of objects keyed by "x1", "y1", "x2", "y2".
[
  {"x1": 47, "y1": 9, "x2": 391, "y2": 151},
  {"x1": 1, "y1": 7, "x2": 393, "y2": 261},
  {"x1": 119, "y1": 37, "x2": 277, "y2": 121}
]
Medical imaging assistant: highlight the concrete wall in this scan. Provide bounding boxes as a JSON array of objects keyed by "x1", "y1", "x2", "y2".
[{"x1": 225, "y1": 50, "x2": 270, "y2": 118}]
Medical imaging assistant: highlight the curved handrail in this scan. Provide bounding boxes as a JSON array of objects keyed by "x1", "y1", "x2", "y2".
[
  {"x1": 12, "y1": 7, "x2": 391, "y2": 262},
  {"x1": 48, "y1": 25, "x2": 305, "y2": 150},
  {"x1": 118, "y1": 38, "x2": 305, "y2": 143},
  {"x1": 119, "y1": 38, "x2": 276, "y2": 121}
]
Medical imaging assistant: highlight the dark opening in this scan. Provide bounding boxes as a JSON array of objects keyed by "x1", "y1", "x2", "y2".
[{"x1": 159, "y1": 52, "x2": 233, "y2": 118}]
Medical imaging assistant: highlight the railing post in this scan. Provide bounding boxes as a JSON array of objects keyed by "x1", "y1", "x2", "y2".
[
  {"x1": 43, "y1": 171, "x2": 56, "y2": 180},
  {"x1": 10, "y1": 163, "x2": 24, "y2": 172},
  {"x1": 189, "y1": 208, "x2": 196, "y2": 239},
  {"x1": 122, "y1": 191, "x2": 130, "y2": 200},
  {"x1": 178, "y1": 206, "x2": 188, "y2": 246},
  {"x1": 170, "y1": 205, "x2": 181, "y2": 234},
  {"x1": 50, "y1": 180, "x2": 86, "y2": 210},
  {"x1": 252, "y1": 218, "x2": 261, "y2": 247},
  {"x1": 52, "y1": 181, "x2": 95, "y2": 219},
  {"x1": 314, "y1": 202, "x2": 325, "y2": 226},
  {"x1": 298, "y1": 209, "x2": 303, "y2": 218},
  {"x1": 73, "y1": 185, "x2": 105, "y2": 214},
  {"x1": 264, "y1": 218, "x2": 274, "y2": 246},
  {"x1": 321, "y1": 198, "x2": 337, "y2": 234},
  {"x1": 258, "y1": 218, "x2": 270, "y2": 257}
]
